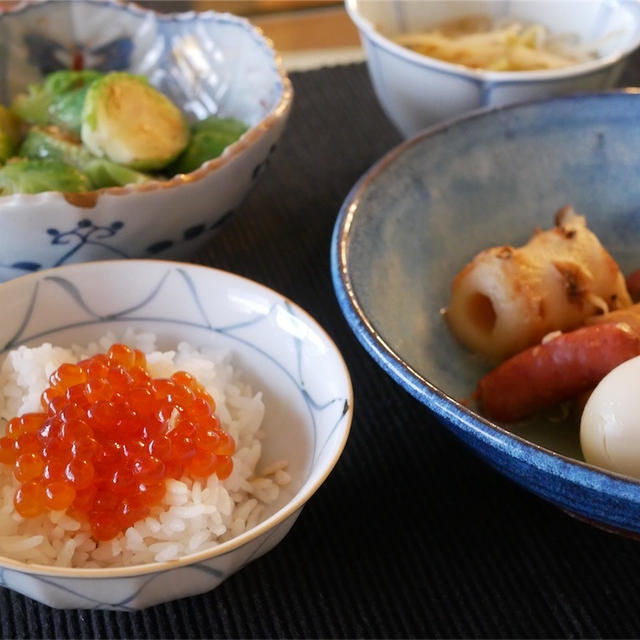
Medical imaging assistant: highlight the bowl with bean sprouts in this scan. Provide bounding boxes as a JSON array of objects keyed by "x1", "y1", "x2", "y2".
[{"x1": 346, "y1": 0, "x2": 640, "y2": 136}]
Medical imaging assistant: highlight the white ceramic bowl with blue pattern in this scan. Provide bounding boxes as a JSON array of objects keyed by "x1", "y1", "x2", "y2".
[
  {"x1": 0, "y1": 0, "x2": 292, "y2": 282},
  {"x1": 331, "y1": 90, "x2": 640, "y2": 540},
  {"x1": 0, "y1": 259, "x2": 352, "y2": 609},
  {"x1": 347, "y1": 0, "x2": 640, "y2": 136}
]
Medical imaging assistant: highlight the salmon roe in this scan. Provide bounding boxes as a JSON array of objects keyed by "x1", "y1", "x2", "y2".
[{"x1": 0, "y1": 344, "x2": 235, "y2": 541}]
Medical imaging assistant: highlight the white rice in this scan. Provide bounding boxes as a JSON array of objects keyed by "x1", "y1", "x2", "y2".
[{"x1": 0, "y1": 328, "x2": 290, "y2": 568}]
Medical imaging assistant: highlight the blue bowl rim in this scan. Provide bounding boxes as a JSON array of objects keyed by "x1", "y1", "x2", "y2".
[{"x1": 330, "y1": 88, "x2": 640, "y2": 522}]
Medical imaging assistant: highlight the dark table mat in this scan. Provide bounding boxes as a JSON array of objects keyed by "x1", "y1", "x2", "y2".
[{"x1": 5, "y1": 59, "x2": 640, "y2": 639}]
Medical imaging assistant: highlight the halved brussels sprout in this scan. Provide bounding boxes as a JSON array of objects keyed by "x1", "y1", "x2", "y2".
[
  {"x1": 81, "y1": 72, "x2": 189, "y2": 171},
  {"x1": 0, "y1": 158, "x2": 91, "y2": 195},
  {"x1": 12, "y1": 70, "x2": 103, "y2": 134},
  {"x1": 0, "y1": 106, "x2": 21, "y2": 163},
  {"x1": 20, "y1": 126, "x2": 89, "y2": 164},
  {"x1": 83, "y1": 158, "x2": 154, "y2": 190},
  {"x1": 169, "y1": 116, "x2": 248, "y2": 175},
  {"x1": 20, "y1": 126, "x2": 153, "y2": 189}
]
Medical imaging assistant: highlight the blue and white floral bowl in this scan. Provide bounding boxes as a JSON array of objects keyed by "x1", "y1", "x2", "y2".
[
  {"x1": 347, "y1": 0, "x2": 640, "y2": 136},
  {"x1": 0, "y1": 259, "x2": 352, "y2": 609},
  {"x1": 0, "y1": 0, "x2": 292, "y2": 281}
]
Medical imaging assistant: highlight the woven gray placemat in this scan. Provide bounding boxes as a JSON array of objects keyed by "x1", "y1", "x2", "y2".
[{"x1": 4, "y1": 61, "x2": 640, "y2": 639}]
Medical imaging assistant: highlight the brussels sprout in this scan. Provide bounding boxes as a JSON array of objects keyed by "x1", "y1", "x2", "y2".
[
  {"x1": 0, "y1": 158, "x2": 91, "y2": 195},
  {"x1": 47, "y1": 84, "x2": 94, "y2": 134},
  {"x1": 169, "y1": 116, "x2": 248, "y2": 175},
  {"x1": 12, "y1": 70, "x2": 102, "y2": 134},
  {"x1": 20, "y1": 126, "x2": 153, "y2": 189},
  {"x1": 81, "y1": 72, "x2": 189, "y2": 171},
  {"x1": 192, "y1": 116, "x2": 248, "y2": 137},
  {"x1": 83, "y1": 157, "x2": 153, "y2": 189},
  {"x1": 20, "y1": 126, "x2": 87, "y2": 164},
  {"x1": 0, "y1": 106, "x2": 21, "y2": 163},
  {"x1": 11, "y1": 83, "x2": 50, "y2": 126}
]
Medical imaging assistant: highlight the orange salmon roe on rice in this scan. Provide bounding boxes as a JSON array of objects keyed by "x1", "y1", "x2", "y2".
[{"x1": 0, "y1": 343, "x2": 235, "y2": 541}]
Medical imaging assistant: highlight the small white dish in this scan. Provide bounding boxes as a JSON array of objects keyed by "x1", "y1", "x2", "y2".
[
  {"x1": 347, "y1": 0, "x2": 640, "y2": 136},
  {"x1": 0, "y1": 259, "x2": 352, "y2": 609}
]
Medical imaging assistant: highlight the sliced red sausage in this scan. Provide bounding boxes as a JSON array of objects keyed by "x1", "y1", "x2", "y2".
[{"x1": 476, "y1": 323, "x2": 640, "y2": 422}]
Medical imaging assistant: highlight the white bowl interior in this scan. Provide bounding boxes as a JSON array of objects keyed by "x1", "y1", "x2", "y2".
[
  {"x1": 352, "y1": 0, "x2": 640, "y2": 61},
  {"x1": 0, "y1": 1, "x2": 283, "y2": 125}
]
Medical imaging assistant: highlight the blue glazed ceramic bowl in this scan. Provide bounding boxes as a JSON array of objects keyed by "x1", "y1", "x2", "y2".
[
  {"x1": 0, "y1": 0, "x2": 292, "y2": 282},
  {"x1": 0, "y1": 260, "x2": 352, "y2": 609},
  {"x1": 332, "y1": 90, "x2": 640, "y2": 537}
]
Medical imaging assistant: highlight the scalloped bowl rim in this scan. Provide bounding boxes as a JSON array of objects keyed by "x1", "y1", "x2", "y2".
[
  {"x1": 0, "y1": 259, "x2": 354, "y2": 579},
  {"x1": 346, "y1": 0, "x2": 640, "y2": 83},
  {"x1": 0, "y1": 0, "x2": 294, "y2": 205},
  {"x1": 330, "y1": 90, "x2": 640, "y2": 524}
]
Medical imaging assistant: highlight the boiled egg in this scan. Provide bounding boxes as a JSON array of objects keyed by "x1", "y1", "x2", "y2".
[{"x1": 581, "y1": 355, "x2": 640, "y2": 479}]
